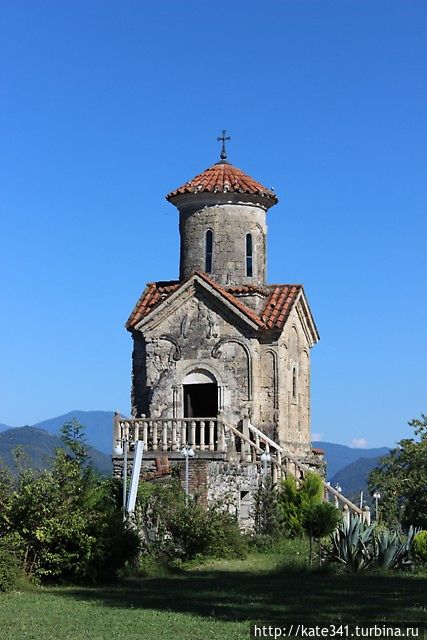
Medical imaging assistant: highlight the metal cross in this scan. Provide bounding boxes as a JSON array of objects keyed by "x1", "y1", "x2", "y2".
[{"x1": 217, "y1": 129, "x2": 231, "y2": 161}]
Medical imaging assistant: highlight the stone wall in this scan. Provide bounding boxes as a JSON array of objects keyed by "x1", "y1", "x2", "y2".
[
  {"x1": 130, "y1": 283, "x2": 316, "y2": 461},
  {"x1": 130, "y1": 284, "x2": 258, "y2": 426},
  {"x1": 177, "y1": 194, "x2": 268, "y2": 286},
  {"x1": 113, "y1": 454, "x2": 262, "y2": 530}
]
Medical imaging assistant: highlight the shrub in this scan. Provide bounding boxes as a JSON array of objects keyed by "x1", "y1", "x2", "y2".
[
  {"x1": 412, "y1": 530, "x2": 427, "y2": 563},
  {"x1": 0, "y1": 537, "x2": 24, "y2": 592},
  {"x1": 0, "y1": 422, "x2": 140, "y2": 583},
  {"x1": 278, "y1": 472, "x2": 324, "y2": 537},
  {"x1": 254, "y1": 476, "x2": 281, "y2": 540},
  {"x1": 302, "y1": 502, "x2": 342, "y2": 566},
  {"x1": 135, "y1": 481, "x2": 247, "y2": 562},
  {"x1": 372, "y1": 525, "x2": 416, "y2": 570}
]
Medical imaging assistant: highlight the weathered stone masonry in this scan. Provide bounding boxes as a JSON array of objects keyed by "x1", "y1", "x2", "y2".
[{"x1": 114, "y1": 156, "x2": 323, "y2": 525}]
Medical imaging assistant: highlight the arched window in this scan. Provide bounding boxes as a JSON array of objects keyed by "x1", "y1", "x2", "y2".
[
  {"x1": 246, "y1": 233, "x2": 253, "y2": 277},
  {"x1": 205, "y1": 229, "x2": 213, "y2": 273},
  {"x1": 292, "y1": 366, "x2": 297, "y2": 398}
]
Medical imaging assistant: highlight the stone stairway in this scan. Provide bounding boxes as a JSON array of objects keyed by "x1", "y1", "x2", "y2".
[{"x1": 112, "y1": 412, "x2": 370, "y2": 525}]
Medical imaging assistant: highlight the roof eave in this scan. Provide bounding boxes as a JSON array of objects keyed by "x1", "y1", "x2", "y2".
[{"x1": 133, "y1": 273, "x2": 263, "y2": 334}]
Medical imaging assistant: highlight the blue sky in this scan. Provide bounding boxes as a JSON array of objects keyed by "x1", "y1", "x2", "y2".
[{"x1": 1, "y1": 1, "x2": 426, "y2": 447}]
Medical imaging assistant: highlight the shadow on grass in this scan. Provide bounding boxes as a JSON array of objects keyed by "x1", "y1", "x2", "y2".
[{"x1": 56, "y1": 563, "x2": 427, "y2": 624}]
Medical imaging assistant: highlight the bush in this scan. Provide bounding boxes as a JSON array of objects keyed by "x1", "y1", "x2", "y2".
[
  {"x1": 0, "y1": 537, "x2": 25, "y2": 592},
  {"x1": 278, "y1": 472, "x2": 324, "y2": 537},
  {"x1": 135, "y1": 481, "x2": 247, "y2": 562},
  {"x1": 412, "y1": 530, "x2": 427, "y2": 563},
  {"x1": 254, "y1": 476, "x2": 281, "y2": 540},
  {"x1": 0, "y1": 422, "x2": 140, "y2": 583}
]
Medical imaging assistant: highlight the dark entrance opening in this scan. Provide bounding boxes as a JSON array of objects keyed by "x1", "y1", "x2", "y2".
[
  {"x1": 183, "y1": 383, "x2": 218, "y2": 418},
  {"x1": 183, "y1": 383, "x2": 218, "y2": 446}
]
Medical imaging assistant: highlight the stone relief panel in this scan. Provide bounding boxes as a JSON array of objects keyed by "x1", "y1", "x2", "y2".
[
  {"x1": 259, "y1": 349, "x2": 277, "y2": 437},
  {"x1": 132, "y1": 290, "x2": 254, "y2": 422},
  {"x1": 181, "y1": 299, "x2": 219, "y2": 341},
  {"x1": 211, "y1": 338, "x2": 251, "y2": 424}
]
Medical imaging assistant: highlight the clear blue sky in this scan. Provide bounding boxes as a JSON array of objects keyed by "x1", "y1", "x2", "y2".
[{"x1": 1, "y1": 1, "x2": 426, "y2": 448}]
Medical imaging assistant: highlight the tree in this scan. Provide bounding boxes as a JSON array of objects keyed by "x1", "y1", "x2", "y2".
[
  {"x1": 0, "y1": 420, "x2": 139, "y2": 582},
  {"x1": 277, "y1": 471, "x2": 324, "y2": 537},
  {"x1": 368, "y1": 414, "x2": 427, "y2": 529},
  {"x1": 302, "y1": 502, "x2": 342, "y2": 566}
]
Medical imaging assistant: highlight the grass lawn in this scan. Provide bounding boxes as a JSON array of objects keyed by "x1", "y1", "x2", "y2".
[{"x1": 1, "y1": 544, "x2": 426, "y2": 640}]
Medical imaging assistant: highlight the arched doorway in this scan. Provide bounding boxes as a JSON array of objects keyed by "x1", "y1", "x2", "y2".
[{"x1": 182, "y1": 369, "x2": 218, "y2": 419}]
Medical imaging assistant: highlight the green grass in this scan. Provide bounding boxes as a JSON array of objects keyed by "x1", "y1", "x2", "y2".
[{"x1": 1, "y1": 544, "x2": 426, "y2": 640}]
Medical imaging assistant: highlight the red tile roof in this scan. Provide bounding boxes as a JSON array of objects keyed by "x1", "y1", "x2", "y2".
[
  {"x1": 126, "y1": 281, "x2": 180, "y2": 330},
  {"x1": 166, "y1": 162, "x2": 278, "y2": 204},
  {"x1": 194, "y1": 272, "x2": 265, "y2": 328},
  {"x1": 261, "y1": 285, "x2": 302, "y2": 330},
  {"x1": 126, "y1": 273, "x2": 301, "y2": 332}
]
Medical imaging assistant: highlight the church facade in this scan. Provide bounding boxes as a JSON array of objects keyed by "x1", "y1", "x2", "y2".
[{"x1": 126, "y1": 152, "x2": 319, "y2": 460}]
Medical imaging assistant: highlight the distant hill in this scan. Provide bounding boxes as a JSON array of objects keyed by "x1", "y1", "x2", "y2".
[
  {"x1": 33, "y1": 410, "x2": 115, "y2": 454},
  {"x1": 313, "y1": 441, "x2": 390, "y2": 479},
  {"x1": 0, "y1": 410, "x2": 115, "y2": 454},
  {"x1": 0, "y1": 426, "x2": 112, "y2": 476},
  {"x1": 329, "y1": 455, "x2": 385, "y2": 504},
  {"x1": 0, "y1": 412, "x2": 392, "y2": 487}
]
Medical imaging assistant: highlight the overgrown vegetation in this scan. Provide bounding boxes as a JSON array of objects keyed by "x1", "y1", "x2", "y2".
[
  {"x1": 368, "y1": 414, "x2": 427, "y2": 528},
  {"x1": 2, "y1": 412, "x2": 426, "y2": 594},
  {"x1": 135, "y1": 480, "x2": 247, "y2": 566},
  {"x1": 412, "y1": 530, "x2": 427, "y2": 564},
  {"x1": 0, "y1": 420, "x2": 139, "y2": 584}
]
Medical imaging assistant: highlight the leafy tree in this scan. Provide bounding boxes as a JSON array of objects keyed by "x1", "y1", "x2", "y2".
[
  {"x1": 368, "y1": 414, "x2": 427, "y2": 529},
  {"x1": 302, "y1": 502, "x2": 342, "y2": 566},
  {"x1": 277, "y1": 471, "x2": 324, "y2": 537},
  {"x1": 0, "y1": 420, "x2": 139, "y2": 582}
]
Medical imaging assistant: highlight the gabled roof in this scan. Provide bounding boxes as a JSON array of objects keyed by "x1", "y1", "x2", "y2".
[
  {"x1": 261, "y1": 285, "x2": 302, "y2": 330},
  {"x1": 126, "y1": 272, "x2": 312, "y2": 338},
  {"x1": 166, "y1": 162, "x2": 278, "y2": 204},
  {"x1": 126, "y1": 281, "x2": 180, "y2": 330}
]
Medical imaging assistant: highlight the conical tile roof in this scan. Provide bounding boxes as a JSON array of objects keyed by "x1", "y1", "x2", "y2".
[{"x1": 166, "y1": 162, "x2": 278, "y2": 204}]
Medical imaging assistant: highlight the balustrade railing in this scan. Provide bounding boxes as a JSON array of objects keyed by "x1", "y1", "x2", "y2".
[
  {"x1": 113, "y1": 413, "x2": 225, "y2": 453},
  {"x1": 113, "y1": 412, "x2": 368, "y2": 523},
  {"x1": 224, "y1": 416, "x2": 368, "y2": 523}
]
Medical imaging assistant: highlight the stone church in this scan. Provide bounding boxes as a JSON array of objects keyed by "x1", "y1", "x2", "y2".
[{"x1": 113, "y1": 138, "x2": 344, "y2": 526}]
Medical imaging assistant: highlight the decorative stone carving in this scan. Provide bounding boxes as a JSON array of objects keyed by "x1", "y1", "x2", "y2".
[
  {"x1": 188, "y1": 300, "x2": 218, "y2": 339},
  {"x1": 212, "y1": 337, "x2": 252, "y2": 400}
]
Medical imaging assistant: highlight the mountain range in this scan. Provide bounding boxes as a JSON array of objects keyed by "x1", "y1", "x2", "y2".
[
  {"x1": 312, "y1": 441, "x2": 390, "y2": 479},
  {"x1": 0, "y1": 426, "x2": 112, "y2": 475},
  {"x1": 0, "y1": 411, "x2": 390, "y2": 496},
  {"x1": 0, "y1": 410, "x2": 115, "y2": 454}
]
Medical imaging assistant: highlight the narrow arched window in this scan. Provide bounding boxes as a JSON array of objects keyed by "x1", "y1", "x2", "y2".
[
  {"x1": 205, "y1": 229, "x2": 213, "y2": 273},
  {"x1": 246, "y1": 233, "x2": 253, "y2": 277},
  {"x1": 292, "y1": 366, "x2": 297, "y2": 398}
]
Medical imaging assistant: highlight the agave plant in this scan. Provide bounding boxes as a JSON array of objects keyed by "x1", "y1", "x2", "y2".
[
  {"x1": 328, "y1": 515, "x2": 375, "y2": 572},
  {"x1": 373, "y1": 525, "x2": 417, "y2": 569}
]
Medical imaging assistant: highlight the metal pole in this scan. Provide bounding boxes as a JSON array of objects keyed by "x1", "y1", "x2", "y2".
[
  {"x1": 185, "y1": 452, "x2": 189, "y2": 504},
  {"x1": 123, "y1": 439, "x2": 127, "y2": 521},
  {"x1": 375, "y1": 496, "x2": 379, "y2": 521}
]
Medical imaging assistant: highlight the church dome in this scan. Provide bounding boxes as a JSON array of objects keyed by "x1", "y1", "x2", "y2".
[{"x1": 166, "y1": 162, "x2": 278, "y2": 205}]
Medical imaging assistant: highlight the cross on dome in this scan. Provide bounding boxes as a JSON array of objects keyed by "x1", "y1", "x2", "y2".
[{"x1": 217, "y1": 129, "x2": 231, "y2": 162}]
